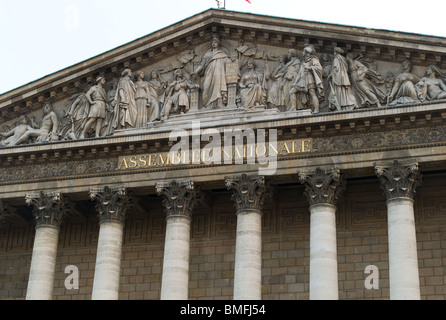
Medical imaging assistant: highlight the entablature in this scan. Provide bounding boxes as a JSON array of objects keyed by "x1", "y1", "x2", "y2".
[
  {"x1": 2, "y1": 9, "x2": 446, "y2": 197},
  {"x1": 1, "y1": 100, "x2": 445, "y2": 171}
]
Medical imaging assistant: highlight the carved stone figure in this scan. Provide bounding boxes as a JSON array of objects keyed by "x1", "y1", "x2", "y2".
[
  {"x1": 346, "y1": 53, "x2": 386, "y2": 108},
  {"x1": 387, "y1": 60, "x2": 421, "y2": 105},
  {"x1": 61, "y1": 86, "x2": 90, "y2": 140},
  {"x1": 100, "y1": 79, "x2": 119, "y2": 136},
  {"x1": 110, "y1": 69, "x2": 137, "y2": 130},
  {"x1": 416, "y1": 65, "x2": 446, "y2": 102},
  {"x1": 236, "y1": 40, "x2": 267, "y2": 61},
  {"x1": 191, "y1": 36, "x2": 230, "y2": 109},
  {"x1": 290, "y1": 45, "x2": 324, "y2": 113},
  {"x1": 266, "y1": 54, "x2": 288, "y2": 109},
  {"x1": 0, "y1": 115, "x2": 33, "y2": 147},
  {"x1": 237, "y1": 58, "x2": 267, "y2": 110},
  {"x1": 320, "y1": 53, "x2": 333, "y2": 111},
  {"x1": 12, "y1": 102, "x2": 60, "y2": 146},
  {"x1": 384, "y1": 72, "x2": 395, "y2": 95},
  {"x1": 161, "y1": 69, "x2": 198, "y2": 120},
  {"x1": 147, "y1": 70, "x2": 167, "y2": 123},
  {"x1": 327, "y1": 47, "x2": 357, "y2": 111},
  {"x1": 80, "y1": 77, "x2": 107, "y2": 138},
  {"x1": 134, "y1": 71, "x2": 151, "y2": 128},
  {"x1": 282, "y1": 49, "x2": 301, "y2": 110}
]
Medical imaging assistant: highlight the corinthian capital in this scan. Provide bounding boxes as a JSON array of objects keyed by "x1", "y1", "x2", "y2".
[
  {"x1": 156, "y1": 180, "x2": 199, "y2": 218},
  {"x1": 89, "y1": 186, "x2": 129, "y2": 223},
  {"x1": 25, "y1": 191, "x2": 66, "y2": 228},
  {"x1": 298, "y1": 167, "x2": 345, "y2": 206},
  {"x1": 374, "y1": 160, "x2": 422, "y2": 200},
  {"x1": 225, "y1": 174, "x2": 271, "y2": 212}
]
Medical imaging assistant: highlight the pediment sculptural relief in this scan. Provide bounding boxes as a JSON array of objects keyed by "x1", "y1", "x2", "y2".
[{"x1": 2, "y1": 33, "x2": 446, "y2": 148}]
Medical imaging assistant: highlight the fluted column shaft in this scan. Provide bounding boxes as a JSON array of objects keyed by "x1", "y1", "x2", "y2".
[
  {"x1": 299, "y1": 168, "x2": 344, "y2": 300},
  {"x1": 375, "y1": 160, "x2": 422, "y2": 300},
  {"x1": 25, "y1": 192, "x2": 65, "y2": 300},
  {"x1": 90, "y1": 186, "x2": 129, "y2": 300},
  {"x1": 161, "y1": 215, "x2": 191, "y2": 299},
  {"x1": 156, "y1": 180, "x2": 198, "y2": 300},
  {"x1": 226, "y1": 174, "x2": 270, "y2": 300},
  {"x1": 309, "y1": 203, "x2": 338, "y2": 299}
]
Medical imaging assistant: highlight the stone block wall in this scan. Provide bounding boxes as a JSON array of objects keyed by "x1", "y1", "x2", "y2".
[{"x1": 0, "y1": 174, "x2": 445, "y2": 300}]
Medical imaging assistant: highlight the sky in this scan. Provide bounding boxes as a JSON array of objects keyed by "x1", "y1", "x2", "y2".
[{"x1": 1, "y1": 0, "x2": 445, "y2": 95}]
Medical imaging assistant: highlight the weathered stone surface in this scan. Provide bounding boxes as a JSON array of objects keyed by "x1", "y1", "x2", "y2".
[{"x1": 1, "y1": 8, "x2": 446, "y2": 301}]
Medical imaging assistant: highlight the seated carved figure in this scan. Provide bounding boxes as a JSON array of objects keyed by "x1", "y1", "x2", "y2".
[
  {"x1": 0, "y1": 115, "x2": 33, "y2": 147},
  {"x1": 237, "y1": 58, "x2": 267, "y2": 110},
  {"x1": 11, "y1": 103, "x2": 60, "y2": 146},
  {"x1": 161, "y1": 69, "x2": 198, "y2": 120},
  {"x1": 416, "y1": 65, "x2": 446, "y2": 102},
  {"x1": 387, "y1": 60, "x2": 421, "y2": 105}
]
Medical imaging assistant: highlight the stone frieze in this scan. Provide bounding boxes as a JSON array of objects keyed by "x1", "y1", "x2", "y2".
[{"x1": 0, "y1": 124, "x2": 445, "y2": 183}]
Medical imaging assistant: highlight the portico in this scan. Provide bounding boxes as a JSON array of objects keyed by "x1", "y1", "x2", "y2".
[{"x1": 1, "y1": 9, "x2": 446, "y2": 300}]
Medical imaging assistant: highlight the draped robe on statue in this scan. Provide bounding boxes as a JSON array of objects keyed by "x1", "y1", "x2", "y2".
[
  {"x1": 112, "y1": 77, "x2": 137, "y2": 129},
  {"x1": 328, "y1": 54, "x2": 357, "y2": 111},
  {"x1": 200, "y1": 49, "x2": 228, "y2": 107}
]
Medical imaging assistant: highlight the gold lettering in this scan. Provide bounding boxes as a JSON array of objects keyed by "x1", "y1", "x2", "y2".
[
  {"x1": 248, "y1": 144, "x2": 255, "y2": 158},
  {"x1": 222, "y1": 147, "x2": 231, "y2": 162},
  {"x1": 148, "y1": 154, "x2": 156, "y2": 166},
  {"x1": 118, "y1": 157, "x2": 129, "y2": 169},
  {"x1": 234, "y1": 146, "x2": 243, "y2": 159},
  {"x1": 269, "y1": 143, "x2": 279, "y2": 155},
  {"x1": 291, "y1": 140, "x2": 300, "y2": 153},
  {"x1": 280, "y1": 142, "x2": 291, "y2": 154},
  {"x1": 191, "y1": 149, "x2": 201, "y2": 163},
  {"x1": 139, "y1": 155, "x2": 147, "y2": 167},
  {"x1": 182, "y1": 151, "x2": 189, "y2": 164},
  {"x1": 128, "y1": 156, "x2": 137, "y2": 168},
  {"x1": 170, "y1": 152, "x2": 181, "y2": 165},
  {"x1": 158, "y1": 153, "x2": 171, "y2": 165},
  {"x1": 256, "y1": 144, "x2": 267, "y2": 157},
  {"x1": 118, "y1": 139, "x2": 312, "y2": 170},
  {"x1": 302, "y1": 139, "x2": 311, "y2": 152}
]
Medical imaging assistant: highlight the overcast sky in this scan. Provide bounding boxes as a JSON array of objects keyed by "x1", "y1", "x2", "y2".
[{"x1": 1, "y1": 0, "x2": 445, "y2": 95}]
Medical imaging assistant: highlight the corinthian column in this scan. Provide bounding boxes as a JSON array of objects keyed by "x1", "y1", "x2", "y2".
[
  {"x1": 375, "y1": 160, "x2": 422, "y2": 300},
  {"x1": 25, "y1": 191, "x2": 65, "y2": 300},
  {"x1": 299, "y1": 168, "x2": 344, "y2": 300},
  {"x1": 90, "y1": 186, "x2": 129, "y2": 300},
  {"x1": 226, "y1": 174, "x2": 270, "y2": 300},
  {"x1": 156, "y1": 180, "x2": 199, "y2": 300}
]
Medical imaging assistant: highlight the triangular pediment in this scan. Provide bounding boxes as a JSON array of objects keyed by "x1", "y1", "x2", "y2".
[{"x1": 1, "y1": 8, "x2": 446, "y2": 151}]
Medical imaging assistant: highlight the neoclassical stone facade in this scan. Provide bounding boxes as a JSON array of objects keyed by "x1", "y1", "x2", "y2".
[{"x1": 1, "y1": 9, "x2": 446, "y2": 300}]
